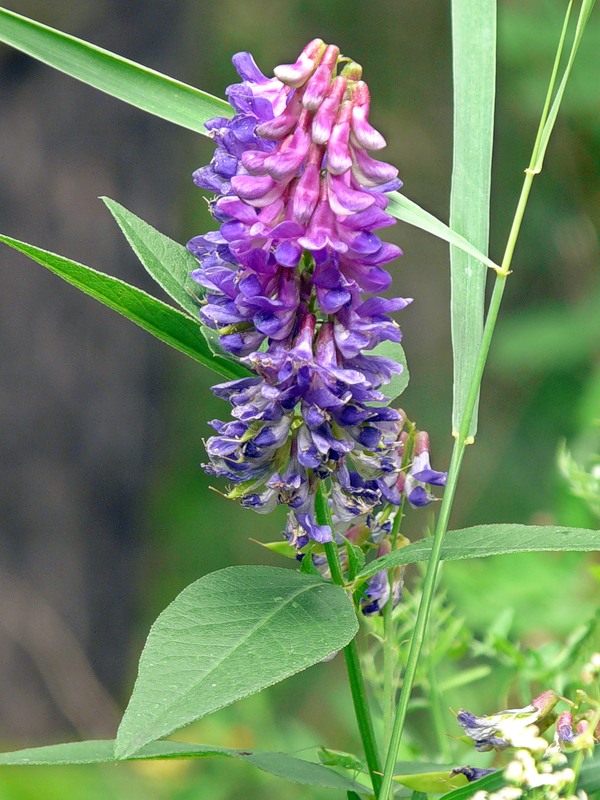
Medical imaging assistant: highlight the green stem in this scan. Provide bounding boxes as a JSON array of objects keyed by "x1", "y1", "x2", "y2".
[
  {"x1": 315, "y1": 486, "x2": 383, "y2": 795},
  {"x1": 426, "y1": 617, "x2": 452, "y2": 763},
  {"x1": 375, "y1": 5, "x2": 593, "y2": 795},
  {"x1": 377, "y1": 172, "x2": 536, "y2": 800},
  {"x1": 382, "y1": 580, "x2": 396, "y2": 745}
]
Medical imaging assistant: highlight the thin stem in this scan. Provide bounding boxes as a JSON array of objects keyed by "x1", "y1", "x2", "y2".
[
  {"x1": 315, "y1": 485, "x2": 383, "y2": 795},
  {"x1": 377, "y1": 170, "x2": 537, "y2": 800},
  {"x1": 426, "y1": 618, "x2": 452, "y2": 763},
  {"x1": 375, "y1": 5, "x2": 592, "y2": 795},
  {"x1": 382, "y1": 581, "x2": 396, "y2": 745}
]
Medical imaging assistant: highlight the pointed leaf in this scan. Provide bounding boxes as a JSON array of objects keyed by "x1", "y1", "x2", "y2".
[
  {"x1": 357, "y1": 524, "x2": 600, "y2": 581},
  {"x1": 115, "y1": 566, "x2": 358, "y2": 759},
  {"x1": 394, "y1": 770, "x2": 467, "y2": 793},
  {"x1": 449, "y1": 0, "x2": 496, "y2": 438},
  {"x1": 0, "y1": 7, "x2": 230, "y2": 132},
  {"x1": 386, "y1": 192, "x2": 499, "y2": 273},
  {"x1": 102, "y1": 197, "x2": 200, "y2": 318},
  {"x1": 0, "y1": 739, "x2": 367, "y2": 794},
  {"x1": 0, "y1": 233, "x2": 250, "y2": 381}
]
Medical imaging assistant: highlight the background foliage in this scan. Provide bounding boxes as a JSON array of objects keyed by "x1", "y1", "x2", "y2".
[{"x1": 0, "y1": 0, "x2": 598, "y2": 797}]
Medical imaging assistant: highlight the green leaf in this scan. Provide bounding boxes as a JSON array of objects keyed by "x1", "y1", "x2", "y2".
[
  {"x1": 0, "y1": 233, "x2": 250, "y2": 382},
  {"x1": 251, "y1": 539, "x2": 298, "y2": 559},
  {"x1": 357, "y1": 524, "x2": 600, "y2": 581},
  {"x1": 345, "y1": 540, "x2": 366, "y2": 582},
  {"x1": 394, "y1": 770, "x2": 467, "y2": 794},
  {"x1": 115, "y1": 566, "x2": 358, "y2": 759},
  {"x1": 580, "y1": 745, "x2": 600, "y2": 794},
  {"x1": 370, "y1": 340, "x2": 410, "y2": 402},
  {"x1": 449, "y1": 0, "x2": 496, "y2": 439},
  {"x1": 0, "y1": 7, "x2": 230, "y2": 132},
  {"x1": 385, "y1": 192, "x2": 499, "y2": 274},
  {"x1": 101, "y1": 197, "x2": 200, "y2": 318},
  {"x1": 0, "y1": 740, "x2": 367, "y2": 794}
]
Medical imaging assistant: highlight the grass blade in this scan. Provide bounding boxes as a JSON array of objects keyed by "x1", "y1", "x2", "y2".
[
  {"x1": 0, "y1": 7, "x2": 230, "y2": 132},
  {"x1": 386, "y1": 192, "x2": 499, "y2": 273},
  {"x1": 449, "y1": 0, "x2": 496, "y2": 438},
  {"x1": 0, "y1": 233, "x2": 250, "y2": 381},
  {"x1": 534, "y1": 0, "x2": 596, "y2": 170}
]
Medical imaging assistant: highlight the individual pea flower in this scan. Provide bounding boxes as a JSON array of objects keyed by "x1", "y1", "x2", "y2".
[
  {"x1": 457, "y1": 691, "x2": 558, "y2": 752},
  {"x1": 403, "y1": 430, "x2": 447, "y2": 508},
  {"x1": 360, "y1": 539, "x2": 405, "y2": 616},
  {"x1": 451, "y1": 767, "x2": 497, "y2": 783},
  {"x1": 554, "y1": 712, "x2": 597, "y2": 753}
]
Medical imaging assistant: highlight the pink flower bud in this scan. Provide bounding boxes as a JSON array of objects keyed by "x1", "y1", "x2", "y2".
[
  {"x1": 351, "y1": 145, "x2": 399, "y2": 187},
  {"x1": 350, "y1": 82, "x2": 387, "y2": 150},
  {"x1": 302, "y1": 44, "x2": 340, "y2": 110},
  {"x1": 263, "y1": 110, "x2": 312, "y2": 181},
  {"x1": 255, "y1": 90, "x2": 303, "y2": 140},
  {"x1": 311, "y1": 76, "x2": 347, "y2": 144},
  {"x1": 327, "y1": 101, "x2": 353, "y2": 175},
  {"x1": 274, "y1": 38, "x2": 326, "y2": 88},
  {"x1": 327, "y1": 172, "x2": 375, "y2": 216},
  {"x1": 291, "y1": 144, "x2": 323, "y2": 225}
]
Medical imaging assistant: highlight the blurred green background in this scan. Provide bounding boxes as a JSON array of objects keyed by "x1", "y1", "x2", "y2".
[{"x1": 0, "y1": 0, "x2": 598, "y2": 797}]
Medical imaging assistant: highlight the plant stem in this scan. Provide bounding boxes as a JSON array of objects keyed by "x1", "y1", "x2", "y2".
[
  {"x1": 375, "y1": 5, "x2": 593, "y2": 795},
  {"x1": 315, "y1": 485, "x2": 383, "y2": 795},
  {"x1": 377, "y1": 168, "x2": 536, "y2": 800},
  {"x1": 427, "y1": 619, "x2": 452, "y2": 763},
  {"x1": 382, "y1": 582, "x2": 396, "y2": 745}
]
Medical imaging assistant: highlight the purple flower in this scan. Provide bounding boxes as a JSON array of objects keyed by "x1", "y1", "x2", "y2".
[
  {"x1": 450, "y1": 767, "x2": 496, "y2": 783},
  {"x1": 187, "y1": 41, "x2": 447, "y2": 549},
  {"x1": 404, "y1": 431, "x2": 447, "y2": 508}
]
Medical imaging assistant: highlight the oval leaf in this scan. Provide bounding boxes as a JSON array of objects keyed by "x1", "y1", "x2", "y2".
[
  {"x1": 357, "y1": 524, "x2": 600, "y2": 581},
  {"x1": 115, "y1": 566, "x2": 358, "y2": 759},
  {"x1": 369, "y1": 340, "x2": 410, "y2": 402},
  {"x1": 0, "y1": 739, "x2": 367, "y2": 794}
]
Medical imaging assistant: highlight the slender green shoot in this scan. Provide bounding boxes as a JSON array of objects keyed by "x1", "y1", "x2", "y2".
[
  {"x1": 315, "y1": 486, "x2": 383, "y2": 796},
  {"x1": 376, "y1": 4, "x2": 595, "y2": 798}
]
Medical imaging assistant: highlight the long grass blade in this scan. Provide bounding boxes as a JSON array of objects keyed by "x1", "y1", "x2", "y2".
[
  {"x1": 0, "y1": 7, "x2": 230, "y2": 131},
  {"x1": 449, "y1": 0, "x2": 496, "y2": 438}
]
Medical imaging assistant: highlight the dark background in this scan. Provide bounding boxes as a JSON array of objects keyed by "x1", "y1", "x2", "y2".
[{"x1": 0, "y1": 1, "x2": 598, "y2": 797}]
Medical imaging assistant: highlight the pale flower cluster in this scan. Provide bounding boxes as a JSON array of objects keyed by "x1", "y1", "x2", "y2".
[{"x1": 472, "y1": 747, "x2": 583, "y2": 800}]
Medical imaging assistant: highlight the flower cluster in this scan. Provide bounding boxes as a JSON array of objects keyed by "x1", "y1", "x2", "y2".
[
  {"x1": 457, "y1": 691, "x2": 559, "y2": 753},
  {"x1": 188, "y1": 41, "x2": 446, "y2": 553}
]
